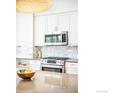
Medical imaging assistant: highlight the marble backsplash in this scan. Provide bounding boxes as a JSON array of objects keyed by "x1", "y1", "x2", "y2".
[{"x1": 41, "y1": 46, "x2": 78, "y2": 59}]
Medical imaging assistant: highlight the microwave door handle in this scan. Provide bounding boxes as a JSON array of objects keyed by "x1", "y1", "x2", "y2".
[
  {"x1": 60, "y1": 34, "x2": 62, "y2": 43},
  {"x1": 66, "y1": 33, "x2": 68, "y2": 42},
  {"x1": 62, "y1": 34, "x2": 66, "y2": 42}
]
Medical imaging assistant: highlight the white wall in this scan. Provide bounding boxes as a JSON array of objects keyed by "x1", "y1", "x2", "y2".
[
  {"x1": 16, "y1": 12, "x2": 33, "y2": 58},
  {"x1": 35, "y1": 0, "x2": 78, "y2": 16},
  {"x1": 16, "y1": 12, "x2": 33, "y2": 46}
]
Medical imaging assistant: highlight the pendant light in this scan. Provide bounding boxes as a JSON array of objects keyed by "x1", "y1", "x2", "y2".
[{"x1": 16, "y1": 0, "x2": 52, "y2": 13}]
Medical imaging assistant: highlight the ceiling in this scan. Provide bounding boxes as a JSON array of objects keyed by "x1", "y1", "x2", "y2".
[{"x1": 16, "y1": 0, "x2": 52, "y2": 13}]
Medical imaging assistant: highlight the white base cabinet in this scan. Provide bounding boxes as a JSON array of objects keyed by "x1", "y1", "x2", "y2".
[
  {"x1": 65, "y1": 62, "x2": 78, "y2": 75},
  {"x1": 29, "y1": 60, "x2": 41, "y2": 71}
]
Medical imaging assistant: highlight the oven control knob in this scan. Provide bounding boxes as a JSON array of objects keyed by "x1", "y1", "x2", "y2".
[
  {"x1": 56, "y1": 60, "x2": 60, "y2": 64},
  {"x1": 56, "y1": 60, "x2": 64, "y2": 65},
  {"x1": 41, "y1": 59, "x2": 47, "y2": 63}
]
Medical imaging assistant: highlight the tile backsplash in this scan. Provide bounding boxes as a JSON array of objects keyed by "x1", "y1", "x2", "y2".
[{"x1": 41, "y1": 46, "x2": 78, "y2": 59}]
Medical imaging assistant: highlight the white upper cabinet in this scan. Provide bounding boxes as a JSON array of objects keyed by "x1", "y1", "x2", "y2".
[
  {"x1": 34, "y1": 11, "x2": 78, "y2": 46},
  {"x1": 47, "y1": 13, "x2": 70, "y2": 32},
  {"x1": 34, "y1": 16, "x2": 47, "y2": 46},
  {"x1": 68, "y1": 12, "x2": 78, "y2": 46},
  {"x1": 47, "y1": 15, "x2": 58, "y2": 32},
  {"x1": 58, "y1": 13, "x2": 70, "y2": 31},
  {"x1": 34, "y1": 13, "x2": 70, "y2": 46},
  {"x1": 46, "y1": 12, "x2": 78, "y2": 46}
]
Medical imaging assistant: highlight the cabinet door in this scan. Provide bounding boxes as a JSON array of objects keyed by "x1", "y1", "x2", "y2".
[
  {"x1": 58, "y1": 13, "x2": 70, "y2": 31},
  {"x1": 68, "y1": 12, "x2": 78, "y2": 46},
  {"x1": 47, "y1": 15, "x2": 58, "y2": 32},
  {"x1": 34, "y1": 16, "x2": 47, "y2": 46},
  {"x1": 65, "y1": 62, "x2": 78, "y2": 75},
  {"x1": 29, "y1": 60, "x2": 41, "y2": 71}
]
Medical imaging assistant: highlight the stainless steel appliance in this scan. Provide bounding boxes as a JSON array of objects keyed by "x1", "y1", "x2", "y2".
[
  {"x1": 44, "y1": 31, "x2": 68, "y2": 46},
  {"x1": 41, "y1": 57, "x2": 69, "y2": 73}
]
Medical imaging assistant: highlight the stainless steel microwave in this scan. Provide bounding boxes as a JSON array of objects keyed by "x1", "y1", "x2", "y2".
[{"x1": 44, "y1": 31, "x2": 68, "y2": 45}]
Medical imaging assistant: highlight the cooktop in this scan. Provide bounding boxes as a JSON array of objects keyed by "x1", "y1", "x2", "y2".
[{"x1": 42, "y1": 57, "x2": 70, "y2": 60}]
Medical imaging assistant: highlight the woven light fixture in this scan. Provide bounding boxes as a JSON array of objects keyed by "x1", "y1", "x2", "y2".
[{"x1": 16, "y1": 0, "x2": 52, "y2": 13}]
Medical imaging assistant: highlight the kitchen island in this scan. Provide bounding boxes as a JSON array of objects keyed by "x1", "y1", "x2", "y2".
[{"x1": 16, "y1": 71, "x2": 78, "y2": 93}]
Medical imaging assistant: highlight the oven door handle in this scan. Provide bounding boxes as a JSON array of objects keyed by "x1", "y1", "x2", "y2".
[{"x1": 41, "y1": 64, "x2": 63, "y2": 68}]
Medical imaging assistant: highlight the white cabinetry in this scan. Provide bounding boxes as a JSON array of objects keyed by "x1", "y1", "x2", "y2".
[
  {"x1": 58, "y1": 13, "x2": 70, "y2": 31},
  {"x1": 68, "y1": 12, "x2": 78, "y2": 46},
  {"x1": 34, "y1": 16, "x2": 47, "y2": 46},
  {"x1": 45, "y1": 11, "x2": 78, "y2": 46},
  {"x1": 47, "y1": 15, "x2": 58, "y2": 32},
  {"x1": 34, "y1": 11, "x2": 78, "y2": 46},
  {"x1": 34, "y1": 13, "x2": 70, "y2": 46},
  {"x1": 47, "y1": 13, "x2": 70, "y2": 32},
  {"x1": 65, "y1": 62, "x2": 78, "y2": 75},
  {"x1": 29, "y1": 60, "x2": 41, "y2": 71}
]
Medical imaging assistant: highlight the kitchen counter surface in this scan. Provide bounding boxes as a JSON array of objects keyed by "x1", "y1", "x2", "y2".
[
  {"x1": 66, "y1": 58, "x2": 78, "y2": 63},
  {"x1": 16, "y1": 58, "x2": 41, "y2": 60},
  {"x1": 16, "y1": 71, "x2": 78, "y2": 93},
  {"x1": 16, "y1": 57, "x2": 78, "y2": 63}
]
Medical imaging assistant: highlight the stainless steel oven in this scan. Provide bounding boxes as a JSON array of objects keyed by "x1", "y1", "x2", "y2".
[
  {"x1": 41, "y1": 64, "x2": 64, "y2": 73},
  {"x1": 41, "y1": 57, "x2": 69, "y2": 73},
  {"x1": 45, "y1": 31, "x2": 68, "y2": 46}
]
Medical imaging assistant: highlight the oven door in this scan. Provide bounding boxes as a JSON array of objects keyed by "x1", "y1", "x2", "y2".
[{"x1": 41, "y1": 64, "x2": 63, "y2": 73}]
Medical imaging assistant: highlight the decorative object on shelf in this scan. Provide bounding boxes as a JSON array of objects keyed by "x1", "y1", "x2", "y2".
[{"x1": 16, "y1": 0, "x2": 52, "y2": 13}]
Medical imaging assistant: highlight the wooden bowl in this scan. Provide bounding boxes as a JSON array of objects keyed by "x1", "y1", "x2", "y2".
[{"x1": 17, "y1": 71, "x2": 35, "y2": 79}]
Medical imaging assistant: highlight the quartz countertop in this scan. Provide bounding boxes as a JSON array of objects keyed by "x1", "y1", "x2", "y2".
[
  {"x1": 16, "y1": 58, "x2": 41, "y2": 60},
  {"x1": 16, "y1": 71, "x2": 78, "y2": 93},
  {"x1": 16, "y1": 57, "x2": 78, "y2": 63},
  {"x1": 65, "y1": 58, "x2": 78, "y2": 63}
]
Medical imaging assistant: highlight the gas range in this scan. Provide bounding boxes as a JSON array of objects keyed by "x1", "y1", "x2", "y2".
[{"x1": 41, "y1": 57, "x2": 69, "y2": 73}]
